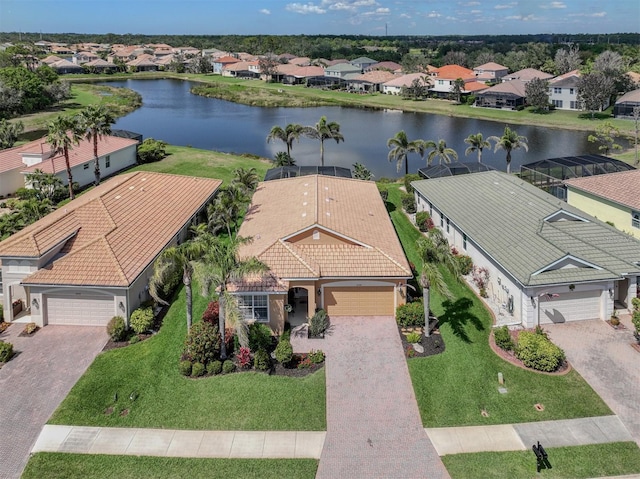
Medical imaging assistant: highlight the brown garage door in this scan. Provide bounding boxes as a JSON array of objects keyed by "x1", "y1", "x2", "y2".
[
  {"x1": 46, "y1": 293, "x2": 115, "y2": 326},
  {"x1": 324, "y1": 286, "x2": 395, "y2": 316}
]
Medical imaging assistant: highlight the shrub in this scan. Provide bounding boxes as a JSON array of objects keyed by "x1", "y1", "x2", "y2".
[
  {"x1": 515, "y1": 331, "x2": 566, "y2": 372},
  {"x1": 415, "y1": 211, "x2": 431, "y2": 232},
  {"x1": 248, "y1": 322, "x2": 273, "y2": 352},
  {"x1": 404, "y1": 173, "x2": 421, "y2": 194},
  {"x1": 275, "y1": 337, "x2": 294, "y2": 365},
  {"x1": 0, "y1": 342, "x2": 14, "y2": 362},
  {"x1": 309, "y1": 309, "x2": 329, "y2": 338},
  {"x1": 222, "y1": 359, "x2": 235, "y2": 374},
  {"x1": 297, "y1": 355, "x2": 313, "y2": 369},
  {"x1": 632, "y1": 310, "x2": 640, "y2": 334},
  {"x1": 401, "y1": 192, "x2": 416, "y2": 214},
  {"x1": 237, "y1": 346, "x2": 252, "y2": 369},
  {"x1": 207, "y1": 360, "x2": 222, "y2": 375},
  {"x1": 183, "y1": 321, "x2": 221, "y2": 365},
  {"x1": 455, "y1": 255, "x2": 473, "y2": 275},
  {"x1": 406, "y1": 331, "x2": 421, "y2": 344},
  {"x1": 377, "y1": 185, "x2": 389, "y2": 202},
  {"x1": 494, "y1": 325, "x2": 514, "y2": 351},
  {"x1": 106, "y1": 316, "x2": 127, "y2": 342},
  {"x1": 24, "y1": 322, "x2": 37, "y2": 334},
  {"x1": 129, "y1": 335, "x2": 140, "y2": 345},
  {"x1": 396, "y1": 301, "x2": 424, "y2": 327},
  {"x1": 472, "y1": 266, "x2": 490, "y2": 296},
  {"x1": 191, "y1": 362, "x2": 205, "y2": 377},
  {"x1": 130, "y1": 307, "x2": 154, "y2": 334},
  {"x1": 137, "y1": 138, "x2": 167, "y2": 164},
  {"x1": 179, "y1": 360, "x2": 192, "y2": 376},
  {"x1": 253, "y1": 348, "x2": 271, "y2": 371},
  {"x1": 632, "y1": 297, "x2": 640, "y2": 312},
  {"x1": 202, "y1": 301, "x2": 220, "y2": 324},
  {"x1": 308, "y1": 349, "x2": 325, "y2": 364}
]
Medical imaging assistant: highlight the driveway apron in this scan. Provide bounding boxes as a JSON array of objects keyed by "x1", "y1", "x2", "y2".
[
  {"x1": 544, "y1": 319, "x2": 640, "y2": 447},
  {"x1": 0, "y1": 324, "x2": 107, "y2": 479},
  {"x1": 314, "y1": 316, "x2": 450, "y2": 479}
]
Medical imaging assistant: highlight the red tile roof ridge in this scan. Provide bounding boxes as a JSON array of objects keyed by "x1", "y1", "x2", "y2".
[
  {"x1": 373, "y1": 246, "x2": 413, "y2": 276},
  {"x1": 277, "y1": 239, "x2": 320, "y2": 276}
]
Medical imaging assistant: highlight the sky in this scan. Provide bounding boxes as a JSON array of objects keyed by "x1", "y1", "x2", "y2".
[{"x1": 0, "y1": 0, "x2": 638, "y2": 37}]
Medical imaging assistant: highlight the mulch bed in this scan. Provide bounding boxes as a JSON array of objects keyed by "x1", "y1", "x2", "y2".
[
  {"x1": 102, "y1": 333, "x2": 152, "y2": 351},
  {"x1": 266, "y1": 355, "x2": 324, "y2": 377},
  {"x1": 18, "y1": 326, "x2": 40, "y2": 337},
  {"x1": 0, "y1": 322, "x2": 11, "y2": 334},
  {"x1": 489, "y1": 329, "x2": 571, "y2": 375},
  {"x1": 398, "y1": 325, "x2": 446, "y2": 359},
  {"x1": 605, "y1": 319, "x2": 627, "y2": 330}
]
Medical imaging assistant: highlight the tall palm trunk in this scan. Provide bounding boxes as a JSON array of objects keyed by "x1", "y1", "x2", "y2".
[
  {"x1": 405, "y1": 156, "x2": 409, "y2": 176},
  {"x1": 320, "y1": 140, "x2": 325, "y2": 167},
  {"x1": 506, "y1": 150, "x2": 512, "y2": 174},
  {"x1": 219, "y1": 294, "x2": 227, "y2": 359},
  {"x1": 184, "y1": 267, "x2": 193, "y2": 330},
  {"x1": 422, "y1": 278, "x2": 431, "y2": 337},
  {"x1": 64, "y1": 146, "x2": 75, "y2": 200},
  {"x1": 478, "y1": 149, "x2": 482, "y2": 163},
  {"x1": 93, "y1": 135, "x2": 101, "y2": 185}
]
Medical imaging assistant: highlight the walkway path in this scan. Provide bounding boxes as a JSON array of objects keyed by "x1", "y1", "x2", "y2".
[
  {"x1": 0, "y1": 324, "x2": 107, "y2": 479},
  {"x1": 301, "y1": 316, "x2": 451, "y2": 479}
]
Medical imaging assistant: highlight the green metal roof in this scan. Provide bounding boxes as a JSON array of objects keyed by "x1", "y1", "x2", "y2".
[{"x1": 412, "y1": 171, "x2": 640, "y2": 287}]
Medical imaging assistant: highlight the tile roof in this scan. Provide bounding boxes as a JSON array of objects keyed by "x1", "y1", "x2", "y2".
[
  {"x1": 431, "y1": 65, "x2": 475, "y2": 80},
  {"x1": 16, "y1": 135, "x2": 138, "y2": 175},
  {"x1": 214, "y1": 56, "x2": 240, "y2": 65},
  {"x1": 238, "y1": 176, "x2": 411, "y2": 281},
  {"x1": 463, "y1": 81, "x2": 490, "y2": 92},
  {"x1": 474, "y1": 62, "x2": 508, "y2": 71},
  {"x1": 615, "y1": 88, "x2": 640, "y2": 104},
  {"x1": 0, "y1": 172, "x2": 221, "y2": 287},
  {"x1": 383, "y1": 72, "x2": 430, "y2": 88},
  {"x1": 550, "y1": 69, "x2": 581, "y2": 87},
  {"x1": 366, "y1": 61, "x2": 402, "y2": 72},
  {"x1": 477, "y1": 79, "x2": 526, "y2": 97},
  {"x1": 565, "y1": 169, "x2": 640, "y2": 211},
  {"x1": 412, "y1": 171, "x2": 640, "y2": 287},
  {"x1": 504, "y1": 68, "x2": 553, "y2": 82},
  {"x1": 348, "y1": 70, "x2": 397, "y2": 84}
]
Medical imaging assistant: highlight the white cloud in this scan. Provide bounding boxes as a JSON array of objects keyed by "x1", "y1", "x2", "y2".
[
  {"x1": 399, "y1": 13, "x2": 411, "y2": 19},
  {"x1": 494, "y1": 4, "x2": 512, "y2": 9},
  {"x1": 540, "y1": 1, "x2": 566, "y2": 8},
  {"x1": 470, "y1": 9, "x2": 481, "y2": 14},
  {"x1": 460, "y1": 1, "x2": 480, "y2": 5},
  {"x1": 426, "y1": 11, "x2": 442, "y2": 18},
  {"x1": 568, "y1": 11, "x2": 606, "y2": 17},
  {"x1": 286, "y1": 3, "x2": 327, "y2": 14},
  {"x1": 506, "y1": 14, "x2": 537, "y2": 21},
  {"x1": 259, "y1": 8, "x2": 271, "y2": 15}
]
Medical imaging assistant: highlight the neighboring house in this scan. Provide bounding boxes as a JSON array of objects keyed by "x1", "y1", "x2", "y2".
[
  {"x1": 382, "y1": 72, "x2": 430, "y2": 95},
  {"x1": 0, "y1": 172, "x2": 221, "y2": 327},
  {"x1": 40, "y1": 55, "x2": 63, "y2": 66},
  {"x1": 613, "y1": 89, "x2": 640, "y2": 118},
  {"x1": 212, "y1": 55, "x2": 240, "y2": 74},
  {"x1": 345, "y1": 70, "x2": 397, "y2": 93},
  {"x1": 428, "y1": 65, "x2": 476, "y2": 98},
  {"x1": 49, "y1": 59, "x2": 83, "y2": 74},
  {"x1": 126, "y1": 55, "x2": 158, "y2": 72},
  {"x1": 288, "y1": 57, "x2": 311, "y2": 66},
  {"x1": 475, "y1": 79, "x2": 526, "y2": 109},
  {"x1": 0, "y1": 134, "x2": 138, "y2": 197},
  {"x1": 72, "y1": 51, "x2": 99, "y2": 65},
  {"x1": 350, "y1": 57, "x2": 378, "y2": 70},
  {"x1": 502, "y1": 68, "x2": 553, "y2": 83},
  {"x1": 412, "y1": 171, "x2": 640, "y2": 327},
  {"x1": 222, "y1": 61, "x2": 259, "y2": 79},
  {"x1": 83, "y1": 58, "x2": 119, "y2": 73},
  {"x1": 324, "y1": 63, "x2": 362, "y2": 79},
  {"x1": 565, "y1": 169, "x2": 640, "y2": 239},
  {"x1": 548, "y1": 70, "x2": 581, "y2": 110},
  {"x1": 365, "y1": 61, "x2": 402, "y2": 73},
  {"x1": 473, "y1": 62, "x2": 509, "y2": 83},
  {"x1": 234, "y1": 175, "x2": 412, "y2": 333},
  {"x1": 276, "y1": 65, "x2": 325, "y2": 85}
]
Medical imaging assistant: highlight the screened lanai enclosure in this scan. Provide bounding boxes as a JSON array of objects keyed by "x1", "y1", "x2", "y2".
[
  {"x1": 264, "y1": 166, "x2": 353, "y2": 181},
  {"x1": 418, "y1": 162, "x2": 496, "y2": 179},
  {"x1": 520, "y1": 155, "x2": 635, "y2": 200}
]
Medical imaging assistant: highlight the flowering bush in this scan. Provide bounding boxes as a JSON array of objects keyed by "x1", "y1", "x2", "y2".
[
  {"x1": 297, "y1": 355, "x2": 313, "y2": 369},
  {"x1": 308, "y1": 349, "x2": 325, "y2": 364},
  {"x1": 451, "y1": 246, "x2": 459, "y2": 256},
  {"x1": 237, "y1": 346, "x2": 252, "y2": 369},
  {"x1": 202, "y1": 301, "x2": 220, "y2": 324},
  {"x1": 406, "y1": 345, "x2": 416, "y2": 358},
  {"x1": 472, "y1": 266, "x2": 490, "y2": 297}
]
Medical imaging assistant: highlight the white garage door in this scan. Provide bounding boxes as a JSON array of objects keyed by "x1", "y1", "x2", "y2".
[
  {"x1": 46, "y1": 293, "x2": 115, "y2": 326},
  {"x1": 539, "y1": 290, "x2": 601, "y2": 324},
  {"x1": 324, "y1": 286, "x2": 395, "y2": 316}
]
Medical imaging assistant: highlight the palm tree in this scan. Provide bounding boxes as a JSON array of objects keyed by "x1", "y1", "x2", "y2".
[
  {"x1": 303, "y1": 116, "x2": 344, "y2": 167},
  {"x1": 232, "y1": 167, "x2": 259, "y2": 194},
  {"x1": 386, "y1": 130, "x2": 424, "y2": 175},
  {"x1": 194, "y1": 234, "x2": 269, "y2": 359},
  {"x1": 417, "y1": 228, "x2": 460, "y2": 337},
  {"x1": 451, "y1": 78, "x2": 466, "y2": 104},
  {"x1": 76, "y1": 105, "x2": 114, "y2": 186},
  {"x1": 464, "y1": 132, "x2": 491, "y2": 163},
  {"x1": 266, "y1": 123, "x2": 304, "y2": 156},
  {"x1": 149, "y1": 233, "x2": 209, "y2": 330},
  {"x1": 273, "y1": 151, "x2": 296, "y2": 167},
  {"x1": 426, "y1": 139, "x2": 458, "y2": 166},
  {"x1": 488, "y1": 126, "x2": 529, "y2": 174},
  {"x1": 207, "y1": 185, "x2": 248, "y2": 238},
  {"x1": 46, "y1": 115, "x2": 81, "y2": 200}
]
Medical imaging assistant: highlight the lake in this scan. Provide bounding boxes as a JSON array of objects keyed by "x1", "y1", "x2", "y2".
[{"x1": 103, "y1": 79, "x2": 597, "y2": 179}]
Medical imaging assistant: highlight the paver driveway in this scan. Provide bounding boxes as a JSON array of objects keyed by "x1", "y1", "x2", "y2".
[
  {"x1": 544, "y1": 318, "x2": 640, "y2": 447},
  {"x1": 0, "y1": 324, "x2": 107, "y2": 479},
  {"x1": 297, "y1": 316, "x2": 450, "y2": 479}
]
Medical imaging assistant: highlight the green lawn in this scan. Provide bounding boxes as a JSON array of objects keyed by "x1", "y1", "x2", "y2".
[
  {"x1": 387, "y1": 185, "x2": 612, "y2": 427},
  {"x1": 48, "y1": 285, "x2": 326, "y2": 431},
  {"x1": 22, "y1": 454, "x2": 317, "y2": 479},
  {"x1": 441, "y1": 442, "x2": 640, "y2": 479},
  {"x1": 130, "y1": 145, "x2": 271, "y2": 185}
]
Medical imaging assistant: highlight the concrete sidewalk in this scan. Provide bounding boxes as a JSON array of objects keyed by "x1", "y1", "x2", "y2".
[
  {"x1": 32, "y1": 425, "x2": 325, "y2": 459},
  {"x1": 426, "y1": 415, "x2": 633, "y2": 455}
]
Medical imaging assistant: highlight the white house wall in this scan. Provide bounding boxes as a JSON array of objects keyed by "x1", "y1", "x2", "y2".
[
  {"x1": 0, "y1": 168, "x2": 27, "y2": 197},
  {"x1": 49, "y1": 145, "x2": 137, "y2": 188}
]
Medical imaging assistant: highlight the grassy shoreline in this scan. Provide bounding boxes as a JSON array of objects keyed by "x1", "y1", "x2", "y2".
[{"x1": 66, "y1": 72, "x2": 636, "y2": 136}]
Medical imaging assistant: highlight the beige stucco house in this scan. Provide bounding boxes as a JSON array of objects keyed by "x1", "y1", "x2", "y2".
[
  {"x1": 565, "y1": 169, "x2": 640, "y2": 239},
  {"x1": 234, "y1": 175, "x2": 412, "y2": 333},
  {"x1": 0, "y1": 172, "x2": 221, "y2": 327}
]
